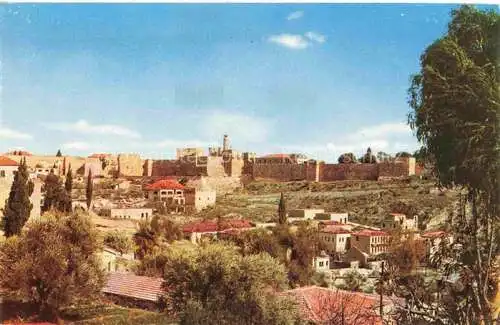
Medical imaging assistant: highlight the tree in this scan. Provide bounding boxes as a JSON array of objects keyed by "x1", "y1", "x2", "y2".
[
  {"x1": 360, "y1": 147, "x2": 377, "y2": 164},
  {"x1": 406, "y1": 5, "x2": 499, "y2": 324},
  {"x1": 395, "y1": 151, "x2": 411, "y2": 158},
  {"x1": 337, "y1": 152, "x2": 357, "y2": 164},
  {"x1": 103, "y1": 230, "x2": 133, "y2": 255},
  {"x1": 0, "y1": 213, "x2": 105, "y2": 321},
  {"x1": 161, "y1": 242, "x2": 300, "y2": 324},
  {"x1": 133, "y1": 220, "x2": 161, "y2": 260},
  {"x1": 228, "y1": 228, "x2": 285, "y2": 261},
  {"x1": 2, "y1": 158, "x2": 34, "y2": 237},
  {"x1": 41, "y1": 172, "x2": 71, "y2": 214},
  {"x1": 56, "y1": 149, "x2": 62, "y2": 157},
  {"x1": 278, "y1": 192, "x2": 287, "y2": 224},
  {"x1": 376, "y1": 151, "x2": 392, "y2": 162},
  {"x1": 86, "y1": 170, "x2": 93, "y2": 211},
  {"x1": 64, "y1": 164, "x2": 73, "y2": 193},
  {"x1": 150, "y1": 215, "x2": 183, "y2": 242}
]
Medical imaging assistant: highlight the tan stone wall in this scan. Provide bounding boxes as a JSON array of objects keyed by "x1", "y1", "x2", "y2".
[
  {"x1": 319, "y1": 163, "x2": 379, "y2": 181},
  {"x1": 206, "y1": 157, "x2": 227, "y2": 177},
  {"x1": 117, "y1": 154, "x2": 143, "y2": 177},
  {"x1": 6, "y1": 155, "x2": 91, "y2": 176}
]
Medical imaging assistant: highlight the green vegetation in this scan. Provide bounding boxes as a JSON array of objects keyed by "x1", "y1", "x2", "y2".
[
  {"x1": 405, "y1": 5, "x2": 499, "y2": 324},
  {"x1": 42, "y1": 172, "x2": 72, "y2": 213},
  {"x1": 278, "y1": 192, "x2": 287, "y2": 224},
  {"x1": 161, "y1": 242, "x2": 300, "y2": 325},
  {"x1": 2, "y1": 158, "x2": 33, "y2": 237},
  {"x1": 103, "y1": 230, "x2": 134, "y2": 255},
  {"x1": 0, "y1": 213, "x2": 105, "y2": 321},
  {"x1": 86, "y1": 170, "x2": 93, "y2": 210}
]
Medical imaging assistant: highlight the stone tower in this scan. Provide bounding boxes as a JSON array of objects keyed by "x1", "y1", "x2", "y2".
[{"x1": 223, "y1": 134, "x2": 230, "y2": 151}]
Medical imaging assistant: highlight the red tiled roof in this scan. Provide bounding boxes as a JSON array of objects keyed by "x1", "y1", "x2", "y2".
[
  {"x1": 353, "y1": 229, "x2": 389, "y2": 237},
  {"x1": 0, "y1": 156, "x2": 19, "y2": 166},
  {"x1": 320, "y1": 226, "x2": 351, "y2": 235},
  {"x1": 144, "y1": 179, "x2": 185, "y2": 190},
  {"x1": 421, "y1": 231, "x2": 447, "y2": 239},
  {"x1": 102, "y1": 272, "x2": 164, "y2": 302},
  {"x1": 183, "y1": 220, "x2": 219, "y2": 233},
  {"x1": 283, "y1": 286, "x2": 392, "y2": 325}
]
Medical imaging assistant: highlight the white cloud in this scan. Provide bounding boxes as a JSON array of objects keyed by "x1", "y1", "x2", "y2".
[
  {"x1": 268, "y1": 34, "x2": 310, "y2": 50},
  {"x1": 44, "y1": 119, "x2": 141, "y2": 139},
  {"x1": 287, "y1": 11, "x2": 304, "y2": 21},
  {"x1": 61, "y1": 141, "x2": 92, "y2": 150},
  {"x1": 273, "y1": 122, "x2": 417, "y2": 162},
  {"x1": 202, "y1": 111, "x2": 274, "y2": 144},
  {"x1": 305, "y1": 32, "x2": 326, "y2": 44},
  {"x1": 0, "y1": 126, "x2": 32, "y2": 140},
  {"x1": 350, "y1": 122, "x2": 411, "y2": 140}
]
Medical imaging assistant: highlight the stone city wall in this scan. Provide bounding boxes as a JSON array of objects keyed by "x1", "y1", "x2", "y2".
[{"x1": 319, "y1": 163, "x2": 379, "y2": 181}]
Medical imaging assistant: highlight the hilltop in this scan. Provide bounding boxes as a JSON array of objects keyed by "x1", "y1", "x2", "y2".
[{"x1": 191, "y1": 177, "x2": 457, "y2": 229}]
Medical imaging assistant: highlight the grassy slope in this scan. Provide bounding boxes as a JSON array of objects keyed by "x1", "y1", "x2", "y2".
[{"x1": 190, "y1": 178, "x2": 457, "y2": 229}]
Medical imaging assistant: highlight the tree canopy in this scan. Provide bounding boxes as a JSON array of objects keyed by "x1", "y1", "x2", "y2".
[
  {"x1": 406, "y1": 5, "x2": 499, "y2": 324},
  {"x1": 0, "y1": 213, "x2": 105, "y2": 321},
  {"x1": 2, "y1": 159, "x2": 34, "y2": 237},
  {"x1": 161, "y1": 242, "x2": 300, "y2": 325}
]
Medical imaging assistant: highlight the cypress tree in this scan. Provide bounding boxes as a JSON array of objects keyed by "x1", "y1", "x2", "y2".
[
  {"x1": 278, "y1": 192, "x2": 287, "y2": 224},
  {"x1": 2, "y1": 158, "x2": 33, "y2": 237},
  {"x1": 86, "y1": 170, "x2": 93, "y2": 211},
  {"x1": 56, "y1": 149, "x2": 62, "y2": 157},
  {"x1": 64, "y1": 164, "x2": 73, "y2": 212},
  {"x1": 65, "y1": 164, "x2": 73, "y2": 193},
  {"x1": 42, "y1": 171, "x2": 71, "y2": 213}
]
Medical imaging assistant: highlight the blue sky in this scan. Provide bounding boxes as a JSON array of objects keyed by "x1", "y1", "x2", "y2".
[{"x1": 1, "y1": 4, "x2": 496, "y2": 161}]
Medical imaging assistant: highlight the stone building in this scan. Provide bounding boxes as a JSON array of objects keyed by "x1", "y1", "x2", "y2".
[
  {"x1": 144, "y1": 179, "x2": 186, "y2": 213},
  {"x1": 381, "y1": 213, "x2": 418, "y2": 232},
  {"x1": 351, "y1": 229, "x2": 390, "y2": 256},
  {"x1": 319, "y1": 226, "x2": 351, "y2": 254},
  {"x1": 110, "y1": 208, "x2": 153, "y2": 221}
]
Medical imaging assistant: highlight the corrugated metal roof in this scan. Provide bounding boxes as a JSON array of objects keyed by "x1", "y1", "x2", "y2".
[{"x1": 102, "y1": 272, "x2": 164, "y2": 302}]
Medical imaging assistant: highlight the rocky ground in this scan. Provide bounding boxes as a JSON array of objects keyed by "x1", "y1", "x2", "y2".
[{"x1": 191, "y1": 178, "x2": 458, "y2": 230}]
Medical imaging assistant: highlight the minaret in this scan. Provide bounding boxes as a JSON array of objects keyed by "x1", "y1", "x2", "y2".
[{"x1": 223, "y1": 134, "x2": 230, "y2": 151}]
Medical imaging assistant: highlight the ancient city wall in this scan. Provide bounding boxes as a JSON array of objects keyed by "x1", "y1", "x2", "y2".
[
  {"x1": 319, "y1": 163, "x2": 379, "y2": 181},
  {"x1": 378, "y1": 158, "x2": 412, "y2": 179},
  {"x1": 148, "y1": 160, "x2": 206, "y2": 177},
  {"x1": 117, "y1": 154, "x2": 143, "y2": 177},
  {"x1": 6, "y1": 155, "x2": 91, "y2": 176},
  {"x1": 251, "y1": 163, "x2": 308, "y2": 181}
]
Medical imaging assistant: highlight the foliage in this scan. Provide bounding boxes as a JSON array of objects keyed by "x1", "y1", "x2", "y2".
[
  {"x1": 150, "y1": 215, "x2": 183, "y2": 242},
  {"x1": 376, "y1": 151, "x2": 393, "y2": 162},
  {"x1": 278, "y1": 192, "x2": 287, "y2": 224},
  {"x1": 337, "y1": 152, "x2": 357, "y2": 164},
  {"x1": 41, "y1": 172, "x2": 71, "y2": 214},
  {"x1": 103, "y1": 230, "x2": 133, "y2": 255},
  {"x1": 386, "y1": 233, "x2": 427, "y2": 275},
  {"x1": 133, "y1": 220, "x2": 161, "y2": 260},
  {"x1": 56, "y1": 149, "x2": 62, "y2": 157},
  {"x1": 406, "y1": 5, "x2": 499, "y2": 324},
  {"x1": 65, "y1": 164, "x2": 73, "y2": 193},
  {"x1": 341, "y1": 270, "x2": 367, "y2": 292},
  {"x1": 228, "y1": 228, "x2": 285, "y2": 260},
  {"x1": 161, "y1": 242, "x2": 300, "y2": 325},
  {"x1": 2, "y1": 159, "x2": 34, "y2": 237},
  {"x1": 395, "y1": 151, "x2": 411, "y2": 158},
  {"x1": 86, "y1": 170, "x2": 93, "y2": 210},
  {"x1": 360, "y1": 147, "x2": 377, "y2": 164},
  {"x1": 178, "y1": 177, "x2": 188, "y2": 186},
  {"x1": 0, "y1": 213, "x2": 105, "y2": 321}
]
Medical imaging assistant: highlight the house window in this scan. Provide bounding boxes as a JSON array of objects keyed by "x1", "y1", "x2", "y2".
[
  {"x1": 0, "y1": 170, "x2": 5, "y2": 177},
  {"x1": 356, "y1": 236, "x2": 359, "y2": 241},
  {"x1": 319, "y1": 261, "x2": 324, "y2": 267}
]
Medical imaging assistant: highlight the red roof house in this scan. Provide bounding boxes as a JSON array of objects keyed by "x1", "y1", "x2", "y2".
[
  {"x1": 283, "y1": 286, "x2": 396, "y2": 325},
  {"x1": 144, "y1": 179, "x2": 185, "y2": 191},
  {"x1": 0, "y1": 156, "x2": 19, "y2": 167},
  {"x1": 320, "y1": 225, "x2": 351, "y2": 235}
]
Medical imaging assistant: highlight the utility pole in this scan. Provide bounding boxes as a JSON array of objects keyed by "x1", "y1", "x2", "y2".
[{"x1": 380, "y1": 261, "x2": 384, "y2": 320}]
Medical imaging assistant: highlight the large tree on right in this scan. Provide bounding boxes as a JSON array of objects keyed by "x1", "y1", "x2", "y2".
[{"x1": 407, "y1": 5, "x2": 498, "y2": 325}]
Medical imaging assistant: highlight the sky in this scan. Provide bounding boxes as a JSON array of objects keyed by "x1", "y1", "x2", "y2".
[{"x1": 1, "y1": 4, "x2": 496, "y2": 161}]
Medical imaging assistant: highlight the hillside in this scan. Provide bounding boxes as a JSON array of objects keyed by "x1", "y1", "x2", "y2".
[{"x1": 192, "y1": 178, "x2": 457, "y2": 230}]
